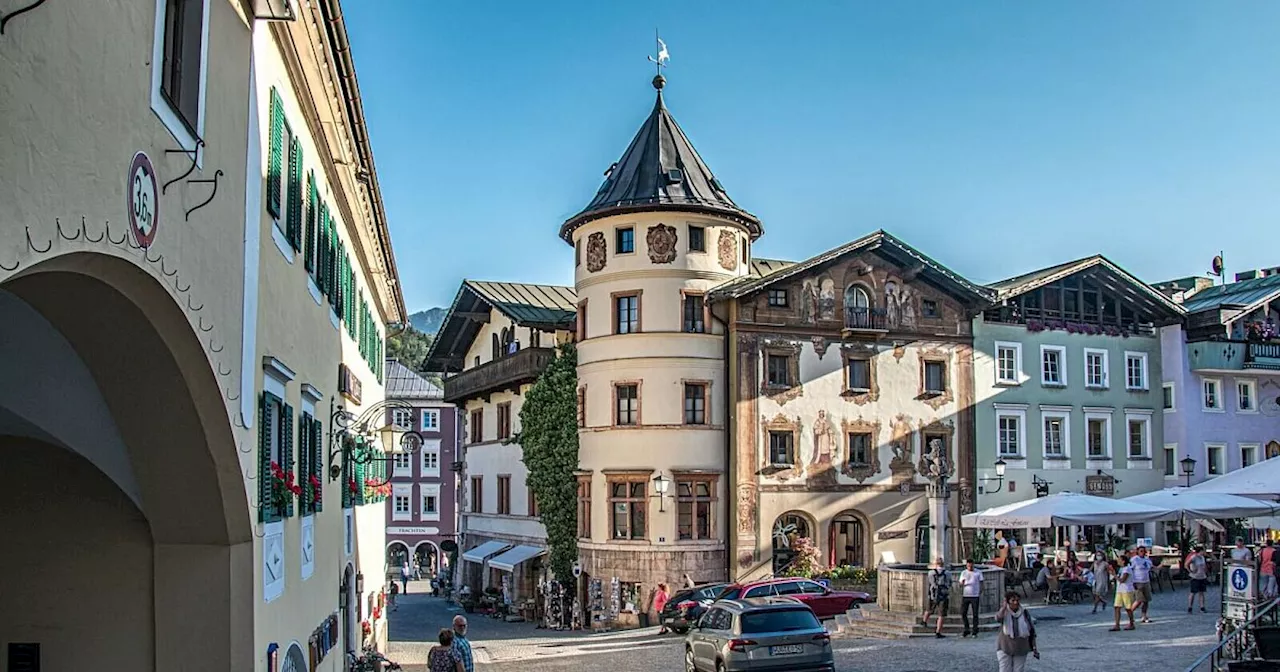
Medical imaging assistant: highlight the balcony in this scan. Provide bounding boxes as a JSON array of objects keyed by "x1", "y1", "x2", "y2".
[
  {"x1": 1186, "y1": 340, "x2": 1280, "y2": 373},
  {"x1": 443, "y1": 347, "x2": 556, "y2": 403},
  {"x1": 842, "y1": 307, "x2": 889, "y2": 336}
]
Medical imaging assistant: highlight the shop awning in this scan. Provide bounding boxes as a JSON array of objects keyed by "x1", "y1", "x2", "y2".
[
  {"x1": 461, "y1": 540, "x2": 512, "y2": 564},
  {"x1": 486, "y1": 545, "x2": 547, "y2": 572}
]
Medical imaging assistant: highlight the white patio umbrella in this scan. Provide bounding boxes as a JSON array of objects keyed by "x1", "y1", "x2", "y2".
[
  {"x1": 1187, "y1": 456, "x2": 1280, "y2": 497},
  {"x1": 1121, "y1": 488, "x2": 1278, "y2": 519},
  {"x1": 961, "y1": 491, "x2": 1174, "y2": 529}
]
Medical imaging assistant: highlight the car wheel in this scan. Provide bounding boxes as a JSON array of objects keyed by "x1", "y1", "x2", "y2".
[
  {"x1": 684, "y1": 647, "x2": 697, "y2": 672},
  {"x1": 674, "y1": 625, "x2": 689, "y2": 634}
]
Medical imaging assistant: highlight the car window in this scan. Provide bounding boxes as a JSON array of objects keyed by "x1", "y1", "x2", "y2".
[
  {"x1": 740, "y1": 608, "x2": 822, "y2": 634},
  {"x1": 743, "y1": 584, "x2": 775, "y2": 598},
  {"x1": 706, "y1": 608, "x2": 731, "y2": 630},
  {"x1": 699, "y1": 585, "x2": 723, "y2": 600},
  {"x1": 773, "y1": 581, "x2": 803, "y2": 596},
  {"x1": 716, "y1": 586, "x2": 742, "y2": 600},
  {"x1": 798, "y1": 580, "x2": 827, "y2": 594}
]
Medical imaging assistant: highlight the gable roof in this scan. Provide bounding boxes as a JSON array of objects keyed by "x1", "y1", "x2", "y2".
[
  {"x1": 384, "y1": 359, "x2": 443, "y2": 400},
  {"x1": 709, "y1": 230, "x2": 993, "y2": 305},
  {"x1": 990, "y1": 255, "x2": 1184, "y2": 319},
  {"x1": 750, "y1": 257, "x2": 794, "y2": 278},
  {"x1": 423, "y1": 280, "x2": 577, "y2": 374},
  {"x1": 559, "y1": 83, "x2": 761, "y2": 244},
  {"x1": 1179, "y1": 273, "x2": 1280, "y2": 315}
]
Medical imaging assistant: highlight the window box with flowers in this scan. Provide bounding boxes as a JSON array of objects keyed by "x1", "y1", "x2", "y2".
[{"x1": 270, "y1": 461, "x2": 302, "y2": 517}]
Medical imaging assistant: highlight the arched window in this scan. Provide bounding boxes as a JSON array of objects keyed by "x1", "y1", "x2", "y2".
[
  {"x1": 830, "y1": 512, "x2": 867, "y2": 568},
  {"x1": 771, "y1": 512, "x2": 814, "y2": 573},
  {"x1": 491, "y1": 333, "x2": 501, "y2": 360},
  {"x1": 844, "y1": 285, "x2": 870, "y2": 310}
]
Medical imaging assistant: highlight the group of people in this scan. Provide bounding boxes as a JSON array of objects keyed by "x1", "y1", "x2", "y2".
[
  {"x1": 424, "y1": 615, "x2": 475, "y2": 672},
  {"x1": 922, "y1": 558, "x2": 1039, "y2": 672}
]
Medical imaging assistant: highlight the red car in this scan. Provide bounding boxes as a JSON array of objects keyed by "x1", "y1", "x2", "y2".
[{"x1": 714, "y1": 577, "x2": 869, "y2": 620}]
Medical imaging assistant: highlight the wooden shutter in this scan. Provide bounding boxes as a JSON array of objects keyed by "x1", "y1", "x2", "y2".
[
  {"x1": 284, "y1": 403, "x2": 295, "y2": 518},
  {"x1": 258, "y1": 393, "x2": 275, "y2": 523},
  {"x1": 304, "y1": 172, "x2": 317, "y2": 272},
  {"x1": 298, "y1": 411, "x2": 312, "y2": 515},
  {"x1": 286, "y1": 137, "x2": 303, "y2": 250},
  {"x1": 312, "y1": 418, "x2": 325, "y2": 513},
  {"x1": 354, "y1": 452, "x2": 366, "y2": 506},
  {"x1": 267, "y1": 87, "x2": 284, "y2": 219}
]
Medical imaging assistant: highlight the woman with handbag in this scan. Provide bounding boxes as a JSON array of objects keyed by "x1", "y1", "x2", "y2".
[{"x1": 995, "y1": 591, "x2": 1039, "y2": 672}]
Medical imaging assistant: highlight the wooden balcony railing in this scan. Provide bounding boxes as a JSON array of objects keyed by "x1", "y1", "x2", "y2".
[
  {"x1": 844, "y1": 307, "x2": 888, "y2": 332},
  {"x1": 443, "y1": 347, "x2": 556, "y2": 404},
  {"x1": 1246, "y1": 342, "x2": 1280, "y2": 370}
]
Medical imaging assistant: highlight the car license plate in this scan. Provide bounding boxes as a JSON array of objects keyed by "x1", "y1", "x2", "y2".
[{"x1": 769, "y1": 644, "x2": 804, "y2": 656}]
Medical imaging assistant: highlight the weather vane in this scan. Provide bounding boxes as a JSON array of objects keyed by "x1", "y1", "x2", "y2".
[{"x1": 647, "y1": 30, "x2": 670, "y2": 78}]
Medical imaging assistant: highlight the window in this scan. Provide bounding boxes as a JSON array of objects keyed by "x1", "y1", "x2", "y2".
[
  {"x1": 1207, "y1": 444, "x2": 1225, "y2": 476},
  {"x1": 995, "y1": 342, "x2": 1021, "y2": 385},
  {"x1": 609, "y1": 477, "x2": 647, "y2": 540},
  {"x1": 769, "y1": 430, "x2": 795, "y2": 465},
  {"x1": 615, "y1": 383, "x2": 639, "y2": 426},
  {"x1": 614, "y1": 293, "x2": 640, "y2": 334},
  {"x1": 997, "y1": 411, "x2": 1023, "y2": 457},
  {"x1": 767, "y1": 289, "x2": 789, "y2": 307},
  {"x1": 922, "y1": 299, "x2": 939, "y2": 318},
  {"x1": 1238, "y1": 380, "x2": 1257, "y2": 412},
  {"x1": 575, "y1": 239, "x2": 581, "y2": 267},
  {"x1": 1203, "y1": 379, "x2": 1222, "y2": 411},
  {"x1": 766, "y1": 354, "x2": 792, "y2": 387},
  {"x1": 1087, "y1": 415, "x2": 1111, "y2": 458},
  {"x1": 1162, "y1": 383, "x2": 1175, "y2": 412},
  {"x1": 155, "y1": 0, "x2": 206, "y2": 140},
  {"x1": 924, "y1": 361, "x2": 946, "y2": 394},
  {"x1": 616, "y1": 226, "x2": 635, "y2": 254},
  {"x1": 576, "y1": 299, "x2": 588, "y2": 341},
  {"x1": 528, "y1": 486, "x2": 539, "y2": 517},
  {"x1": 847, "y1": 357, "x2": 871, "y2": 391},
  {"x1": 683, "y1": 293, "x2": 706, "y2": 333},
  {"x1": 1041, "y1": 346, "x2": 1066, "y2": 386},
  {"x1": 683, "y1": 383, "x2": 707, "y2": 425},
  {"x1": 420, "y1": 409, "x2": 440, "y2": 432},
  {"x1": 576, "y1": 476, "x2": 592, "y2": 539},
  {"x1": 848, "y1": 432, "x2": 872, "y2": 465},
  {"x1": 421, "y1": 486, "x2": 440, "y2": 520},
  {"x1": 1042, "y1": 412, "x2": 1068, "y2": 458},
  {"x1": 742, "y1": 239, "x2": 748, "y2": 265},
  {"x1": 497, "y1": 475, "x2": 511, "y2": 515},
  {"x1": 1241, "y1": 443, "x2": 1259, "y2": 468},
  {"x1": 392, "y1": 409, "x2": 413, "y2": 430},
  {"x1": 393, "y1": 452, "x2": 413, "y2": 476},
  {"x1": 577, "y1": 386, "x2": 586, "y2": 428},
  {"x1": 677, "y1": 477, "x2": 716, "y2": 540},
  {"x1": 1127, "y1": 415, "x2": 1150, "y2": 459},
  {"x1": 689, "y1": 225, "x2": 706, "y2": 252},
  {"x1": 470, "y1": 476, "x2": 483, "y2": 513},
  {"x1": 393, "y1": 493, "x2": 411, "y2": 521},
  {"x1": 421, "y1": 442, "x2": 441, "y2": 477},
  {"x1": 1164, "y1": 446, "x2": 1176, "y2": 477},
  {"x1": 497, "y1": 402, "x2": 512, "y2": 441},
  {"x1": 1085, "y1": 349, "x2": 1109, "y2": 388},
  {"x1": 1125, "y1": 352, "x2": 1148, "y2": 390},
  {"x1": 469, "y1": 409, "x2": 483, "y2": 443}
]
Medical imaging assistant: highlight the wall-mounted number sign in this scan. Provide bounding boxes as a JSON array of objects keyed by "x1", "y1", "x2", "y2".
[{"x1": 127, "y1": 151, "x2": 159, "y2": 248}]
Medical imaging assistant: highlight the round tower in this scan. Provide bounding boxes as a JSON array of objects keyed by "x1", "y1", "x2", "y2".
[{"x1": 559, "y1": 76, "x2": 763, "y2": 597}]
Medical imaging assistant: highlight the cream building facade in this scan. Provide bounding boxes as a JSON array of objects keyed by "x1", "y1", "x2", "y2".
[{"x1": 0, "y1": 1, "x2": 403, "y2": 670}]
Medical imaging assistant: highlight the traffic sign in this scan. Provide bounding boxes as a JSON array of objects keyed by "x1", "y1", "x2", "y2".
[{"x1": 1227, "y1": 566, "x2": 1255, "y2": 601}]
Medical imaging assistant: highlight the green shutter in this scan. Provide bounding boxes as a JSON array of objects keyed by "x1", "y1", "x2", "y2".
[
  {"x1": 298, "y1": 411, "x2": 311, "y2": 515},
  {"x1": 257, "y1": 393, "x2": 274, "y2": 523},
  {"x1": 354, "y1": 454, "x2": 365, "y2": 506},
  {"x1": 284, "y1": 403, "x2": 295, "y2": 518},
  {"x1": 319, "y1": 204, "x2": 330, "y2": 292},
  {"x1": 312, "y1": 418, "x2": 325, "y2": 513},
  {"x1": 267, "y1": 88, "x2": 284, "y2": 219},
  {"x1": 346, "y1": 257, "x2": 356, "y2": 333},
  {"x1": 286, "y1": 137, "x2": 303, "y2": 250},
  {"x1": 304, "y1": 172, "x2": 317, "y2": 272}
]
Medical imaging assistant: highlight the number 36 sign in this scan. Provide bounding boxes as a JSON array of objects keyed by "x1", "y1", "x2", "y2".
[{"x1": 127, "y1": 152, "x2": 159, "y2": 248}]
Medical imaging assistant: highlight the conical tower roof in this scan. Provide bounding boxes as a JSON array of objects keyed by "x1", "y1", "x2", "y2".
[{"x1": 559, "y1": 77, "x2": 762, "y2": 244}]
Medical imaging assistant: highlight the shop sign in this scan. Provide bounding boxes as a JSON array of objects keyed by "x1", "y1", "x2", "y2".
[
  {"x1": 877, "y1": 530, "x2": 908, "y2": 541},
  {"x1": 386, "y1": 526, "x2": 440, "y2": 536},
  {"x1": 339, "y1": 364, "x2": 362, "y2": 405},
  {"x1": 1085, "y1": 474, "x2": 1115, "y2": 497},
  {"x1": 127, "y1": 151, "x2": 159, "y2": 248}
]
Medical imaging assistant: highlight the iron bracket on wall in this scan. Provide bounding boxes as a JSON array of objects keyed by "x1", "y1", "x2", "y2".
[
  {"x1": 184, "y1": 170, "x2": 223, "y2": 221},
  {"x1": 0, "y1": 0, "x2": 47, "y2": 35}
]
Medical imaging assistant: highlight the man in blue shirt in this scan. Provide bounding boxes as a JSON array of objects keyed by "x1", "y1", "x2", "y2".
[{"x1": 452, "y1": 615, "x2": 474, "y2": 672}]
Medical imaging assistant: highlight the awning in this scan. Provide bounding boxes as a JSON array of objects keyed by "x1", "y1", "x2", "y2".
[
  {"x1": 461, "y1": 540, "x2": 512, "y2": 564},
  {"x1": 486, "y1": 545, "x2": 548, "y2": 572}
]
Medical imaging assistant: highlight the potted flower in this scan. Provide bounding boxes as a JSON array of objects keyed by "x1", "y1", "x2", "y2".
[{"x1": 305, "y1": 473, "x2": 323, "y2": 508}]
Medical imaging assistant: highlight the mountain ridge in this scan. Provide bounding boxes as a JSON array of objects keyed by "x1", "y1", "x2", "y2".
[{"x1": 408, "y1": 307, "x2": 446, "y2": 335}]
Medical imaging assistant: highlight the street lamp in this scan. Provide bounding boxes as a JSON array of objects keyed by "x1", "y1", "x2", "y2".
[
  {"x1": 652, "y1": 472, "x2": 672, "y2": 513},
  {"x1": 328, "y1": 398, "x2": 424, "y2": 484},
  {"x1": 1181, "y1": 456, "x2": 1197, "y2": 488},
  {"x1": 980, "y1": 458, "x2": 1008, "y2": 493}
]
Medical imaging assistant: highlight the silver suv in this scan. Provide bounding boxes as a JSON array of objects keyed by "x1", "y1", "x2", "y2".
[{"x1": 684, "y1": 597, "x2": 835, "y2": 672}]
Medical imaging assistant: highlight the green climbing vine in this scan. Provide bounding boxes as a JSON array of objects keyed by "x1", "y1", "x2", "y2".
[{"x1": 517, "y1": 342, "x2": 580, "y2": 582}]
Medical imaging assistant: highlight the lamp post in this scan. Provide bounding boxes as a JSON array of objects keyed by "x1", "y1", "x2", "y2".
[
  {"x1": 328, "y1": 398, "x2": 424, "y2": 486},
  {"x1": 1181, "y1": 456, "x2": 1197, "y2": 488},
  {"x1": 652, "y1": 472, "x2": 672, "y2": 513},
  {"x1": 980, "y1": 458, "x2": 1008, "y2": 493}
]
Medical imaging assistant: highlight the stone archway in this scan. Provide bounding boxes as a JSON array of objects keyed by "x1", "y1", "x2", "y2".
[
  {"x1": 828, "y1": 510, "x2": 871, "y2": 568},
  {"x1": 771, "y1": 511, "x2": 815, "y2": 574},
  {"x1": 0, "y1": 253, "x2": 252, "y2": 671},
  {"x1": 414, "y1": 540, "x2": 441, "y2": 573},
  {"x1": 387, "y1": 541, "x2": 410, "y2": 569}
]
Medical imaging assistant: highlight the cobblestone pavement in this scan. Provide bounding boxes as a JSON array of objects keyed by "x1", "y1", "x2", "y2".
[{"x1": 389, "y1": 580, "x2": 1221, "y2": 671}]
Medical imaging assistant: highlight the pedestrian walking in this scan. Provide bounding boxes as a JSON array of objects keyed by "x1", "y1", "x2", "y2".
[
  {"x1": 1111, "y1": 563, "x2": 1139, "y2": 631},
  {"x1": 921, "y1": 557, "x2": 951, "y2": 639},
  {"x1": 1129, "y1": 546, "x2": 1154, "y2": 623},
  {"x1": 451, "y1": 615, "x2": 474, "y2": 672},
  {"x1": 959, "y1": 559, "x2": 983, "y2": 638},
  {"x1": 389, "y1": 581, "x2": 400, "y2": 611},
  {"x1": 1186, "y1": 544, "x2": 1210, "y2": 613},
  {"x1": 1261, "y1": 539, "x2": 1277, "y2": 600},
  {"x1": 401, "y1": 563, "x2": 411, "y2": 594},
  {"x1": 428, "y1": 628, "x2": 465, "y2": 672},
  {"x1": 1090, "y1": 553, "x2": 1113, "y2": 614},
  {"x1": 653, "y1": 583, "x2": 671, "y2": 634},
  {"x1": 995, "y1": 591, "x2": 1038, "y2": 672}
]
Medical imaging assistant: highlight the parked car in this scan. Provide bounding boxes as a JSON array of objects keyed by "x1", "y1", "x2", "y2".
[
  {"x1": 685, "y1": 597, "x2": 835, "y2": 672},
  {"x1": 714, "y1": 577, "x2": 868, "y2": 620},
  {"x1": 662, "y1": 583, "x2": 730, "y2": 634}
]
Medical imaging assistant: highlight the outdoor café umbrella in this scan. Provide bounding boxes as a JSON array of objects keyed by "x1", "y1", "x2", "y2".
[
  {"x1": 961, "y1": 491, "x2": 1174, "y2": 529},
  {"x1": 1121, "y1": 488, "x2": 1278, "y2": 520},
  {"x1": 1187, "y1": 456, "x2": 1280, "y2": 498}
]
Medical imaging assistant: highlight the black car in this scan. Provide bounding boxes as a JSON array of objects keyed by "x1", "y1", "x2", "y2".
[{"x1": 662, "y1": 583, "x2": 729, "y2": 634}]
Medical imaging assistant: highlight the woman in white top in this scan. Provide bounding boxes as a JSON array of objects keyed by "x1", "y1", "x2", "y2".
[
  {"x1": 1111, "y1": 563, "x2": 1138, "y2": 631},
  {"x1": 1090, "y1": 555, "x2": 1113, "y2": 615}
]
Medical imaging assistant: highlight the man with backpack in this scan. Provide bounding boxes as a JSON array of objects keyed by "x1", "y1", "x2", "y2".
[{"x1": 921, "y1": 557, "x2": 952, "y2": 639}]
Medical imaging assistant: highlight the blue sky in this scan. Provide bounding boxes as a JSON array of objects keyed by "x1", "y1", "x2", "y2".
[{"x1": 343, "y1": 1, "x2": 1280, "y2": 313}]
